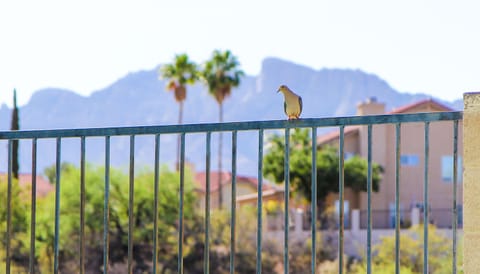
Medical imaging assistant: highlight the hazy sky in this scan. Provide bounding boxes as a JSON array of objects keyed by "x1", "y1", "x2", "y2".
[{"x1": 1, "y1": 0, "x2": 478, "y2": 107}]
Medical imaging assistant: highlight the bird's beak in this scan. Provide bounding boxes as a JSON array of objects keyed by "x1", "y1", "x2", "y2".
[{"x1": 277, "y1": 88, "x2": 280, "y2": 93}]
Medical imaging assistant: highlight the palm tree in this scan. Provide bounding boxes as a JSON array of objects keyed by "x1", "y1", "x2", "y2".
[
  {"x1": 160, "y1": 53, "x2": 198, "y2": 168},
  {"x1": 201, "y1": 50, "x2": 244, "y2": 208}
]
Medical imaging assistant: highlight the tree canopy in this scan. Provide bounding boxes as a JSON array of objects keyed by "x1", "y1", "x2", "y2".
[
  {"x1": 263, "y1": 128, "x2": 383, "y2": 207},
  {"x1": 2, "y1": 163, "x2": 198, "y2": 273},
  {"x1": 350, "y1": 224, "x2": 458, "y2": 273},
  {"x1": 0, "y1": 163, "x2": 290, "y2": 273},
  {"x1": 160, "y1": 53, "x2": 198, "y2": 103},
  {"x1": 200, "y1": 49, "x2": 244, "y2": 106}
]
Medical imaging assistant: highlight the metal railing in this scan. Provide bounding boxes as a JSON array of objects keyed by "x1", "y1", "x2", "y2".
[{"x1": 0, "y1": 111, "x2": 462, "y2": 273}]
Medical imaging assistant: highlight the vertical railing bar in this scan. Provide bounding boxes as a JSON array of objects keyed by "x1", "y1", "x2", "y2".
[
  {"x1": 128, "y1": 135, "x2": 135, "y2": 274},
  {"x1": 284, "y1": 128, "x2": 290, "y2": 274},
  {"x1": 153, "y1": 134, "x2": 160, "y2": 274},
  {"x1": 256, "y1": 129, "x2": 264, "y2": 274},
  {"x1": 80, "y1": 136, "x2": 86, "y2": 274},
  {"x1": 311, "y1": 127, "x2": 317, "y2": 274},
  {"x1": 29, "y1": 138, "x2": 38, "y2": 274},
  {"x1": 104, "y1": 136, "x2": 111, "y2": 273},
  {"x1": 367, "y1": 125, "x2": 373, "y2": 274},
  {"x1": 338, "y1": 126, "x2": 345, "y2": 274},
  {"x1": 230, "y1": 131, "x2": 238, "y2": 274},
  {"x1": 452, "y1": 120, "x2": 459, "y2": 274},
  {"x1": 423, "y1": 122, "x2": 430, "y2": 274},
  {"x1": 6, "y1": 140, "x2": 13, "y2": 274},
  {"x1": 54, "y1": 137, "x2": 62, "y2": 274},
  {"x1": 395, "y1": 123, "x2": 401, "y2": 274},
  {"x1": 204, "y1": 132, "x2": 211, "y2": 274},
  {"x1": 178, "y1": 133, "x2": 186, "y2": 274}
]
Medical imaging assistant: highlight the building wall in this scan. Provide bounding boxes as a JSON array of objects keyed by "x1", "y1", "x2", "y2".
[
  {"x1": 318, "y1": 100, "x2": 463, "y2": 228},
  {"x1": 359, "y1": 120, "x2": 464, "y2": 214}
]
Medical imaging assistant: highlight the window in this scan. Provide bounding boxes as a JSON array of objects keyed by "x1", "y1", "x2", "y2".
[
  {"x1": 389, "y1": 203, "x2": 404, "y2": 228},
  {"x1": 442, "y1": 155, "x2": 462, "y2": 183},
  {"x1": 400, "y1": 154, "x2": 419, "y2": 166}
]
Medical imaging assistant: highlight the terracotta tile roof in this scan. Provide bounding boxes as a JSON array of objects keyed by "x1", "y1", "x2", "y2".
[
  {"x1": 316, "y1": 126, "x2": 361, "y2": 145},
  {"x1": 388, "y1": 98, "x2": 454, "y2": 114},
  {"x1": 236, "y1": 189, "x2": 283, "y2": 203},
  {"x1": 194, "y1": 171, "x2": 276, "y2": 193},
  {"x1": 194, "y1": 171, "x2": 230, "y2": 193},
  {"x1": 317, "y1": 98, "x2": 454, "y2": 145},
  {"x1": 0, "y1": 173, "x2": 53, "y2": 197}
]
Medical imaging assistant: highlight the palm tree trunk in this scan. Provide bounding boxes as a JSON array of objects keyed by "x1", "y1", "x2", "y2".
[
  {"x1": 218, "y1": 103, "x2": 223, "y2": 209},
  {"x1": 176, "y1": 101, "x2": 184, "y2": 170}
]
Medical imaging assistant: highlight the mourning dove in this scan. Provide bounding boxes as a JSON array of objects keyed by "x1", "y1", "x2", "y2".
[{"x1": 277, "y1": 85, "x2": 303, "y2": 120}]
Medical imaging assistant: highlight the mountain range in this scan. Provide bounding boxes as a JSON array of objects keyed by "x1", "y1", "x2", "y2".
[{"x1": 0, "y1": 57, "x2": 462, "y2": 176}]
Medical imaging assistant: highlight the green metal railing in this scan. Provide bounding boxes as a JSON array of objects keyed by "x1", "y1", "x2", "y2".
[{"x1": 1, "y1": 111, "x2": 462, "y2": 273}]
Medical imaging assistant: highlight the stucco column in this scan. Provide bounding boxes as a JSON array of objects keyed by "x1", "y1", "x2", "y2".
[
  {"x1": 351, "y1": 209, "x2": 360, "y2": 232},
  {"x1": 463, "y1": 92, "x2": 480, "y2": 272},
  {"x1": 410, "y1": 207, "x2": 420, "y2": 226},
  {"x1": 294, "y1": 208, "x2": 304, "y2": 236}
]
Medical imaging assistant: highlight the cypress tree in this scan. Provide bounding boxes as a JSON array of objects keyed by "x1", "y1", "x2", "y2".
[{"x1": 11, "y1": 89, "x2": 19, "y2": 179}]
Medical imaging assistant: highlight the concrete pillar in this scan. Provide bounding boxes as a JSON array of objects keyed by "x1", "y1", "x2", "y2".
[
  {"x1": 411, "y1": 207, "x2": 420, "y2": 226},
  {"x1": 351, "y1": 209, "x2": 360, "y2": 232},
  {"x1": 463, "y1": 92, "x2": 480, "y2": 272}
]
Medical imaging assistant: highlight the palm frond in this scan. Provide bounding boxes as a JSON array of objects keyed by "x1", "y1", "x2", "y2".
[{"x1": 200, "y1": 49, "x2": 244, "y2": 104}]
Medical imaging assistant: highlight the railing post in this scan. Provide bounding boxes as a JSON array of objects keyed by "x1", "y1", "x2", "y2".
[{"x1": 463, "y1": 92, "x2": 480, "y2": 272}]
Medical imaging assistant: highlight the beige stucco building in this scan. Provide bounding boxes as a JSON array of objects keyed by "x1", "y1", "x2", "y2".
[
  {"x1": 318, "y1": 97, "x2": 463, "y2": 229},
  {"x1": 194, "y1": 171, "x2": 284, "y2": 210}
]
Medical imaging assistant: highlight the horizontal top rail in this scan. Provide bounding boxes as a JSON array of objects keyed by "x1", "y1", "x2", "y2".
[{"x1": 0, "y1": 111, "x2": 462, "y2": 139}]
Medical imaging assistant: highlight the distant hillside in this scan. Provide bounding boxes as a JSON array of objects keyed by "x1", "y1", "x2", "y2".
[{"x1": 0, "y1": 57, "x2": 462, "y2": 176}]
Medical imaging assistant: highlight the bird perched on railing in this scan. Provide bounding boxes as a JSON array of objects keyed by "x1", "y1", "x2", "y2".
[{"x1": 277, "y1": 85, "x2": 303, "y2": 120}]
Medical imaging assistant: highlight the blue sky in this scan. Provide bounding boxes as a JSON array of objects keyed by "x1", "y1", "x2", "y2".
[{"x1": 1, "y1": 0, "x2": 478, "y2": 107}]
